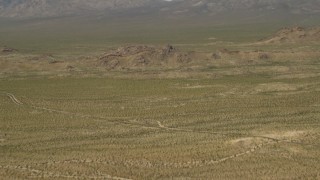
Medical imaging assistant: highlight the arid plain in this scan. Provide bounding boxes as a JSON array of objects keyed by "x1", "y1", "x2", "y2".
[{"x1": 1, "y1": 25, "x2": 320, "y2": 179}]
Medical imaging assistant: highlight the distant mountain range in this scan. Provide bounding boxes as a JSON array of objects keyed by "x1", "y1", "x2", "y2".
[
  {"x1": 1, "y1": 0, "x2": 320, "y2": 19},
  {"x1": 0, "y1": 0, "x2": 153, "y2": 18}
]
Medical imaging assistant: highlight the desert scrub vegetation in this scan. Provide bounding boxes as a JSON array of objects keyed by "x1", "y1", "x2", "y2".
[{"x1": 0, "y1": 75, "x2": 319, "y2": 179}]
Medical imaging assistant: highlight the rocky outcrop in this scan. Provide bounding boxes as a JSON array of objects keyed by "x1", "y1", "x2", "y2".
[
  {"x1": 259, "y1": 26, "x2": 320, "y2": 44},
  {"x1": 97, "y1": 44, "x2": 276, "y2": 71},
  {"x1": 98, "y1": 45, "x2": 195, "y2": 70},
  {"x1": 0, "y1": 46, "x2": 17, "y2": 53}
]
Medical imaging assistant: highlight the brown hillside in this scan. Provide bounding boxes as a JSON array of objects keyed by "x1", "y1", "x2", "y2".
[
  {"x1": 260, "y1": 26, "x2": 320, "y2": 44},
  {"x1": 96, "y1": 45, "x2": 275, "y2": 71},
  {"x1": 97, "y1": 45, "x2": 203, "y2": 70}
]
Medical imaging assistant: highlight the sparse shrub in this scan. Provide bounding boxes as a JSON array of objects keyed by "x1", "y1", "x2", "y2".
[
  {"x1": 259, "y1": 53, "x2": 270, "y2": 60},
  {"x1": 212, "y1": 53, "x2": 221, "y2": 60}
]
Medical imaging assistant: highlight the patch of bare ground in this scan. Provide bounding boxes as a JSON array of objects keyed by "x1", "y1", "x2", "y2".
[
  {"x1": 261, "y1": 131, "x2": 306, "y2": 141},
  {"x1": 180, "y1": 85, "x2": 214, "y2": 89},
  {"x1": 251, "y1": 82, "x2": 300, "y2": 94},
  {"x1": 153, "y1": 123, "x2": 308, "y2": 167},
  {"x1": 228, "y1": 131, "x2": 308, "y2": 160},
  {"x1": 274, "y1": 73, "x2": 320, "y2": 80},
  {"x1": 231, "y1": 131, "x2": 306, "y2": 147}
]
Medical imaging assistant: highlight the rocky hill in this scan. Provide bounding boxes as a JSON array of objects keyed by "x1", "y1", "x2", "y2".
[
  {"x1": 97, "y1": 45, "x2": 200, "y2": 70},
  {"x1": 96, "y1": 45, "x2": 275, "y2": 70},
  {"x1": 1, "y1": 0, "x2": 320, "y2": 18},
  {"x1": 260, "y1": 26, "x2": 320, "y2": 44}
]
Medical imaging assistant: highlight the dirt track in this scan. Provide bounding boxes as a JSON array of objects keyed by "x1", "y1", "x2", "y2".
[
  {"x1": 5, "y1": 93, "x2": 23, "y2": 105},
  {"x1": 1, "y1": 92, "x2": 307, "y2": 169},
  {"x1": 3, "y1": 92, "x2": 304, "y2": 145}
]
